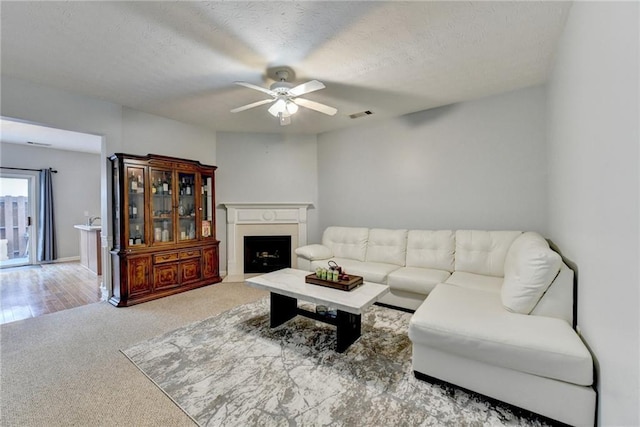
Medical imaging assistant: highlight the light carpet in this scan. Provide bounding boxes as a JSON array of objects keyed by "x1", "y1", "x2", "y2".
[{"x1": 122, "y1": 298, "x2": 550, "y2": 426}]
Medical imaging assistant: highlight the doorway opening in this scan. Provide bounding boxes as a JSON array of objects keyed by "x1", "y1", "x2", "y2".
[{"x1": 0, "y1": 173, "x2": 36, "y2": 268}]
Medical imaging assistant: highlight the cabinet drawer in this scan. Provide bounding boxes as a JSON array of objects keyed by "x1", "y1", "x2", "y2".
[
  {"x1": 154, "y1": 252, "x2": 179, "y2": 264},
  {"x1": 180, "y1": 249, "x2": 201, "y2": 259}
]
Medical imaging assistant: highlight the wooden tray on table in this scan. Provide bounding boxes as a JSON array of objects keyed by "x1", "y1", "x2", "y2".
[{"x1": 305, "y1": 273, "x2": 364, "y2": 291}]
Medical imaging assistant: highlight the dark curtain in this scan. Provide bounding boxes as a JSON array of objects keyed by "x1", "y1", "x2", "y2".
[{"x1": 37, "y1": 168, "x2": 57, "y2": 262}]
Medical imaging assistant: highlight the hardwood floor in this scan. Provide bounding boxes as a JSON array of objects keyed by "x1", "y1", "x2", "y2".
[{"x1": 0, "y1": 262, "x2": 102, "y2": 325}]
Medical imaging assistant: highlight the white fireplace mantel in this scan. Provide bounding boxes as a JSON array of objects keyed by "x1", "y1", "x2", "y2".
[{"x1": 222, "y1": 203, "x2": 313, "y2": 277}]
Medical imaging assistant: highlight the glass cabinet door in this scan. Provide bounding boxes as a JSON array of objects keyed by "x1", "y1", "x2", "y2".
[
  {"x1": 177, "y1": 172, "x2": 196, "y2": 242},
  {"x1": 126, "y1": 165, "x2": 146, "y2": 246},
  {"x1": 150, "y1": 168, "x2": 173, "y2": 244},
  {"x1": 200, "y1": 173, "x2": 214, "y2": 239}
]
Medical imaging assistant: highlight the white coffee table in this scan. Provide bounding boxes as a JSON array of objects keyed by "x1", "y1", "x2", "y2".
[{"x1": 246, "y1": 268, "x2": 389, "y2": 352}]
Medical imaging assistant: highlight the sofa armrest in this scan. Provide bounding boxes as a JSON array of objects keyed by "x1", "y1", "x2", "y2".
[{"x1": 295, "y1": 244, "x2": 334, "y2": 261}]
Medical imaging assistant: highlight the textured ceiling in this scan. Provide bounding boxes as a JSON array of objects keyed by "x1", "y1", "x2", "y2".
[
  {"x1": 0, "y1": 118, "x2": 102, "y2": 154},
  {"x1": 1, "y1": 1, "x2": 571, "y2": 135}
]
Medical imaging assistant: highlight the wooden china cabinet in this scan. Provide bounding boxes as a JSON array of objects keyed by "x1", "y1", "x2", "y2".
[{"x1": 109, "y1": 153, "x2": 221, "y2": 307}]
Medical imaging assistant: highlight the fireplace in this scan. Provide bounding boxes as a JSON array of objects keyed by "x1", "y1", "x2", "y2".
[
  {"x1": 244, "y1": 235, "x2": 292, "y2": 273},
  {"x1": 222, "y1": 203, "x2": 311, "y2": 276}
]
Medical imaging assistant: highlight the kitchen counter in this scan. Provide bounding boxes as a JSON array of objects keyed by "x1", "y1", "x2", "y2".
[
  {"x1": 74, "y1": 225, "x2": 102, "y2": 275},
  {"x1": 74, "y1": 225, "x2": 102, "y2": 231}
]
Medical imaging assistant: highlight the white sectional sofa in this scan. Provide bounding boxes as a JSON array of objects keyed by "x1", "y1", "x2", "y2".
[{"x1": 295, "y1": 226, "x2": 596, "y2": 426}]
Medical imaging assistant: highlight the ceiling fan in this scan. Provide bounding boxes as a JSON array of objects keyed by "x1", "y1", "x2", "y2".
[{"x1": 230, "y1": 68, "x2": 337, "y2": 126}]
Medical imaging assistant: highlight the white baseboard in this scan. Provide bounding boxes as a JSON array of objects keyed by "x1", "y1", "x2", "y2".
[{"x1": 40, "y1": 256, "x2": 80, "y2": 264}]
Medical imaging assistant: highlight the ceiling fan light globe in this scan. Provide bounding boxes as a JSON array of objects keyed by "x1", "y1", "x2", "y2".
[
  {"x1": 268, "y1": 98, "x2": 287, "y2": 117},
  {"x1": 286, "y1": 101, "x2": 299, "y2": 115}
]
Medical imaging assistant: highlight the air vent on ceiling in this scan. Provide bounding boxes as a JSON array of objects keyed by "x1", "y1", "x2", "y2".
[
  {"x1": 27, "y1": 141, "x2": 52, "y2": 147},
  {"x1": 349, "y1": 110, "x2": 374, "y2": 119}
]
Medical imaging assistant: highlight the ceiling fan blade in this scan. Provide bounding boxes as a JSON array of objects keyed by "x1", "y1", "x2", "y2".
[
  {"x1": 230, "y1": 98, "x2": 274, "y2": 113},
  {"x1": 234, "y1": 81, "x2": 276, "y2": 96},
  {"x1": 293, "y1": 98, "x2": 337, "y2": 116},
  {"x1": 288, "y1": 80, "x2": 325, "y2": 97}
]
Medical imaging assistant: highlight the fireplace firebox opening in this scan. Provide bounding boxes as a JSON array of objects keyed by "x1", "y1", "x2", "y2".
[{"x1": 244, "y1": 235, "x2": 292, "y2": 273}]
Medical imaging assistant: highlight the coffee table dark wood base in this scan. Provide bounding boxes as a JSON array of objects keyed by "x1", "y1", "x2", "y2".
[{"x1": 269, "y1": 292, "x2": 362, "y2": 353}]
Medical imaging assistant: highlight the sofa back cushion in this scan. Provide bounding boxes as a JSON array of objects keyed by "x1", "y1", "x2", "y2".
[
  {"x1": 322, "y1": 226, "x2": 369, "y2": 262},
  {"x1": 501, "y1": 232, "x2": 562, "y2": 314},
  {"x1": 365, "y1": 229, "x2": 408, "y2": 266},
  {"x1": 406, "y1": 230, "x2": 455, "y2": 271},
  {"x1": 455, "y1": 230, "x2": 522, "y2": 277}
]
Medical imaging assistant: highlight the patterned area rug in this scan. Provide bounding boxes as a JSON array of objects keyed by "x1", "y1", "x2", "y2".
[{"x1": 122, "y1": 298, "x2": 550, "y2": 426}]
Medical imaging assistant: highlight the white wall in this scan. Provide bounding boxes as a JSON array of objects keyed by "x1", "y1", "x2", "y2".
[
  {"x1": 215, "y1": 132, "x2": 319, "y2": 272},
  {"x1": 0, "y1": 76, "x2": 123, "y2": 147},
  {"x1": 317, "y1": 85, "x2": 548, "y2": 234},
  {"x1": 121, "y1": 108, "x2": 216, "y2": 165},
  {"x1": 0, "y1": 142, "x2": 100, "y2": 260},
  {"x1": 547, "y1": 2, "x2": 639, "y2": 425}
]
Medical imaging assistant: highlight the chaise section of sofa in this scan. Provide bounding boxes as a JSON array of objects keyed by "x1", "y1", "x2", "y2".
[
  {"x1": 409, "y1": 283, "x2": 595, "y2": 426},
  {"x1": 295, "y1": 226, "x2": 596, "y2": 425},
  {"x1": 409, "y1": 231, "x2": 595, "y2": 426}
]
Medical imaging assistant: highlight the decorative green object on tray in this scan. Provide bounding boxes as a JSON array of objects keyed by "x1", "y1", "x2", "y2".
[{"x1": 305, "y1": 273, "x2": 363, "y2": 291}]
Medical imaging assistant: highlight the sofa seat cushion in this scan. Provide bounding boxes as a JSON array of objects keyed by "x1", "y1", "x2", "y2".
[
  {"x1": 444, "y1": 271, "x2": 503, "y2": 294},
  {"x1": 310, "y1": 258, "x2": 400, "y2": 284},
  {"x1": 387, "y1": 267, "x2": 450, "y2": 296},
  {"x1": 341, "y1": 261, "x2": 401, "y2": 284},
  {"x1": 409, "y1": 284, "x2": 593, "y2": 386}
]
